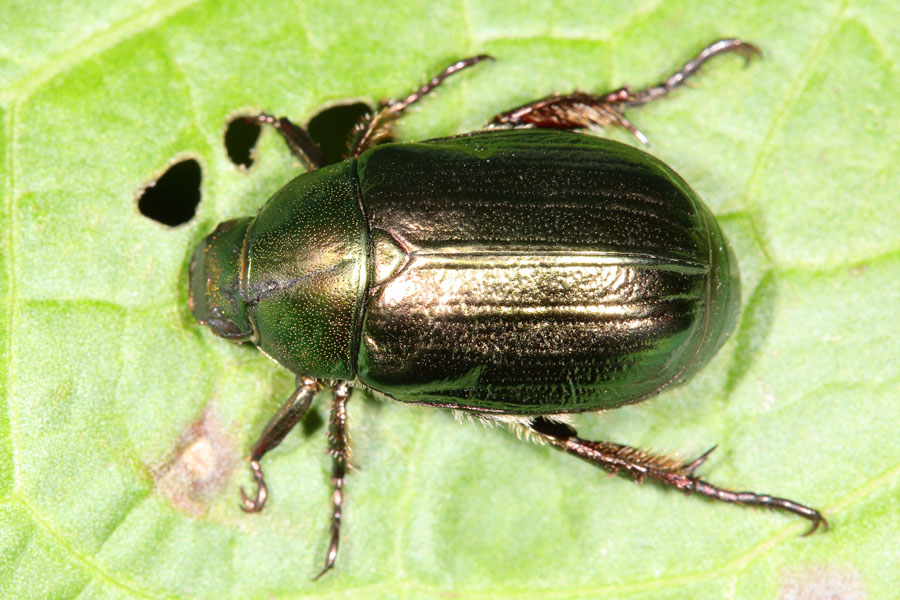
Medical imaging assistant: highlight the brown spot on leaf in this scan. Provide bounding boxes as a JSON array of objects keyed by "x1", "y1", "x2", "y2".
[
  {"x1": 779, "y1": 564, "x2": 866, "y2": 600},
  {"x1": 153, "y1": 406, "x2": 239, "y2": 515}
]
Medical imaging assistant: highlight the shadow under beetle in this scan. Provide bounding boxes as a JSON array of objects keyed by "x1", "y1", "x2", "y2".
[{"x1": 189, "y1": 39, "x2": 826, "y2": 578}]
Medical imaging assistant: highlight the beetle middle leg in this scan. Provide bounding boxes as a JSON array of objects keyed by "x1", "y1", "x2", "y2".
[
  {"x1": 489, "y1": 38, "x2": 760, "y2": 144},
  {"x1": 314, "y1": 381, "x2": 353, "y2": 580},
  {"x1": 239, "y1": 377, "x2": 355, "y2": 578},
  {"x1": 347, "y1": 54, "x2": 494, "y2": 156},
  {"x1": 529, "y1": 417, "x2": 828, "y2": 534}
]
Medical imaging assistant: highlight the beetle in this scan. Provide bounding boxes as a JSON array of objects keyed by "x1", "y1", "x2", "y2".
[{"x1": 189, "y1": 39, "x2": 826, "y2": 577}]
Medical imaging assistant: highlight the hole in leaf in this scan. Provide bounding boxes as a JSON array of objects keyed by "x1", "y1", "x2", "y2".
[
  {"x1": 138, "y1": 159, "x2": 202, "y2": 226},
  {"x1": 224, "y1": 116, "x2": 262, "y2": 168},
  {"x1": 308, "y1": 102, "x2": 372, "y2": 164}
]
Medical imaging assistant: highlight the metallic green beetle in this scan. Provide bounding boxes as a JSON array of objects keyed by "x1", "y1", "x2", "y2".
[{"x1": 189, "y1": 39, "x2": 825, "y2": 577}]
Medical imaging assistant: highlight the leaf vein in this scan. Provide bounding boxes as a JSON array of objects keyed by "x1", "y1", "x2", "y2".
[
  {"x1": 14, "y1": 495, "x2": 176, "y2": 600},
  {"x1": 742, "y1": 0, "x2": 850, "y2": 215}
]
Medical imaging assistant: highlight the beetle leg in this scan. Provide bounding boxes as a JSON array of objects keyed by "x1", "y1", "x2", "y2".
[
  {"x1": 240, "y1": 377, "x2": 323, "y2": 512},
  {"x1": 626, "y1": 38, "x2": 761, "y2": 107},
  {"x1": 348, "y1": 54, "x2": 494, "y2": 156},
  {"x1": 489, "y1": 38, "x2": 760, "y2": 144},
  {"x1": 529, "y1": 417, "x2": 827, "y2": 535},
  {"x1": 246, "y1": 114, "x2": 328, "y2": 171},
  {"x1": 314, "y1": 381, "x2": 353, "y2": 580}
]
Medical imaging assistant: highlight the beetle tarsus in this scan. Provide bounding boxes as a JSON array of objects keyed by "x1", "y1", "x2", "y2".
[
  {"x1": 802, "y1": 513, "x2": 829, "y2": 536},
  {"x1": 388, "y1": 54, "x2": 494, "y2": 114},
  {"x1": 687, "y1": 477, "x2": 828, "y2": 535},
  {"x1": 240, "y1": 459, "x2": 268, "y2": 512},
  {"x1": 529, "y1": 418, "x2": 826, "y2": 535},
  {"x1": 627, "y1": 38, "x2": 761, "y2": 107},
  {"x1": 489, "y1": 38, "x2": 760, "y2": 143},
  {"x1": 312, "y1": 559, "x2": 335, "y2": 581}
]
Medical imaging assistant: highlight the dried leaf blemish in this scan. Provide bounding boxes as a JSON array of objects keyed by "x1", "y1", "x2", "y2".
[
  {"x1": 779, "y1": 564, "x2": 865, "y2": 600},
  {"x1": 153, "y1": 405, "x2": 239, "y2": 516}
]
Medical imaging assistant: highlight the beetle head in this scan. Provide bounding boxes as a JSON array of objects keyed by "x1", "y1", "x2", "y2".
[{"x1": 189, "y1": 217, "x2": 254, "y2": 342}]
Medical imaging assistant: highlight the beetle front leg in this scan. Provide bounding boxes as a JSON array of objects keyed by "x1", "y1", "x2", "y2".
[
  {"x1": 240, "y1": 377, "x2": 323, "y2": 512},
  {"x1": 247, "y1": 114, "x2": 328, "y2": 170},
  {"x1": 529, "y1": 417, "x2": 827, "y2": 535},
  {"x1": 489, "y1": 38, "x2": 760, "y2": 144},
  {"x1": 314, "y1": 381, "x2": 353, "y2": 580}
]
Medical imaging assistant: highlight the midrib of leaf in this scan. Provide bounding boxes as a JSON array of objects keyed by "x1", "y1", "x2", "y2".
[
  {"x1": 0, "y1": 0, "x2": 204, "y2": 593},
  {"x1": 0, "y1": 0, "x2": 202, "y2": 509}
]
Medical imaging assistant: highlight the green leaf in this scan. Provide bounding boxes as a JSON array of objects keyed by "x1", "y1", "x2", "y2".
[{"x1": 2, "y1": 1, "x2": 898, "y2": 598}]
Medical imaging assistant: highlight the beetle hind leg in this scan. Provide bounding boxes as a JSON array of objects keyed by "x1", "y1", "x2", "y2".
[
  {"x1": 488, "y1": 38, "x2": 760, "y2": 144},
  {"x1": 528, "y1": 417, "x2": 827, "y2": 535}
]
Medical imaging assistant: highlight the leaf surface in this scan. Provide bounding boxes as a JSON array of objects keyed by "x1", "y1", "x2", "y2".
[{"x1": 2, "y1": 1, "x2": 898, "y2": 598}]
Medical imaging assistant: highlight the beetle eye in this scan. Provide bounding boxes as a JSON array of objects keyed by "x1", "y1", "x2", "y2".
[{"x1": 207, "y1": 317, "x2": 252, "y2": 340}]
